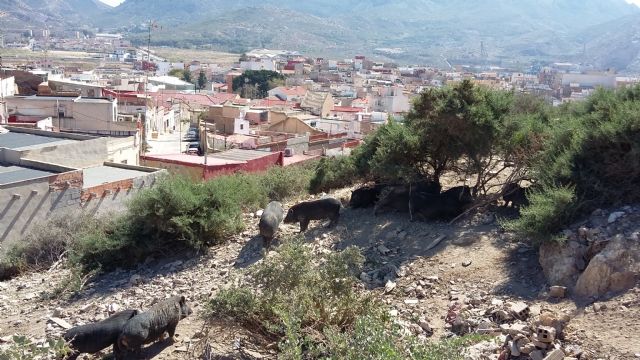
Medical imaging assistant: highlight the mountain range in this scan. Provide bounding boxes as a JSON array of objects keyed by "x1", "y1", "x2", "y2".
[{"x1": 1, "y1": 0, "x2": 640, "y2": 71}]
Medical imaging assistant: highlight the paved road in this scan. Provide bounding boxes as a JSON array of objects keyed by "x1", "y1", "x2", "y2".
[{"x1": 146, "y1": 125, "x2": 191, "y2": 155}]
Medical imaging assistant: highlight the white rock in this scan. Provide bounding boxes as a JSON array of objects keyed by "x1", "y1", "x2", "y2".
[
  {"x1": 108, "y1": 303, "x2": 121, "y2": 313},
  {"x1": 384, "y1": 281, "x2": 397, "y2": 294},
  {"x1": 607, "y1": 211, "x2": 625, "y2": 224},
  {"x1": 256, "y1": 209, "x2": 264, "y2": 217}
]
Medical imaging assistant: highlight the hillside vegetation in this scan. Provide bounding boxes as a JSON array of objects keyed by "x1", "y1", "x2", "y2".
[
  {"x1": 312, "y1": 81, "x2": 640, "y2": 242},
  {"x1": 1, "y1": 82, "x2": 639, "y2": 359}
]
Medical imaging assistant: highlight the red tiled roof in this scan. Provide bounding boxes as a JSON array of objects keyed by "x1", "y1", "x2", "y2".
[
  {"x1": 148, "y1": 91, "x2": 238, "y2": 107},
  {"x1": 272, "y1": 86, "x2": 307, "y2": 96},
  {"x1": 252, "y1": 99, "x2": 299, "y2": 108}
]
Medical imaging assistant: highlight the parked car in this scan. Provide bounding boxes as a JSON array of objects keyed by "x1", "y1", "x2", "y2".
[{"x1": 185, "y1": 142, "x2": 201, "y2": 155}]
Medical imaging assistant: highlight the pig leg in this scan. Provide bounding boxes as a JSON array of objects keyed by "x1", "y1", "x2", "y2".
[
  {"x1": 327, "y1": 213, "x2": 339, "y2": 228},
  {"x1": 167, "y1": 323, "x2": 178, "y2": 342},
  {"x1": 299, "y1": 218, "x2": 310, "y2": 232}
]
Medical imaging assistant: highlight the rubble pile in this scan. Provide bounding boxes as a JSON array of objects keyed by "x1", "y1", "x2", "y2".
[{"x1": 451, "y1": 298, "x2": 589, "y2": 360}]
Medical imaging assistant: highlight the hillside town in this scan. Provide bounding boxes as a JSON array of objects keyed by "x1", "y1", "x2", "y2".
[
  {"x1": 1, "y1": 27, "x2": 640, "y2": 360},
  {"x1": 2, "y1": 37, "x2": 640, "y2": 256}
]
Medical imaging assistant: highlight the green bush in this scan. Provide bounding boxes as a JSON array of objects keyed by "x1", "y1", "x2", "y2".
[
  {"x1": 502, "y1": 185, "x2": 576, "y2": 243},
  {"x1": 208, "y1": 237, "x2": 489, "y2": 359},
  {"x1": 208, "y1": 238, "x2": 371, "y2": 355},
  {"x1": 260, "y1": 162, "x2": 316, "y2": 201},
  {"x1": 506, "y1": 86, "x2": 640, "y2": 242},
  {"x1": 69, "y1": 165, "x2": 315, "y2": 273},
  {"x1": 0, "y1": 335, "x2": 72, "y2": 360},
  {"x1": 309, "y1": 156, "x2": 359, "y2": 194}
]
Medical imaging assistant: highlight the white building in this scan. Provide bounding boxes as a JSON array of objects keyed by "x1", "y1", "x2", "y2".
[
  {"x1": 240, "y1": 59, "x2": 277, "y2": 72},
  {"x1": 148, "y1": 76, "x2": 194, "y2": 91},
  {"x1": 0, "y1": 75, "x2": 16, "y2": 124},
  {"x1": 561, "y1": 73, "x2": 617, "y2": 89},
  {"x1": 4, "y1": 96, "x2": 137, "y2": 136},
  {"x1": 368, "y1": 86, "x2": 410, "y2": 114}
]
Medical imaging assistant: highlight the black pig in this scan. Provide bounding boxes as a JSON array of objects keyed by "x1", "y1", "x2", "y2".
[
  {"x1": 116, "y1": 296, "x2": 192, "y2": 359},
  {"x1": 63, "y1": 309, "x2": 139, "y2": 359},
  {"x1": 283, "y1": 198, "x2": 341, "y2": 232},
  {"x1": 259, "y1": 201, "x2": 284, "y2": 247}
]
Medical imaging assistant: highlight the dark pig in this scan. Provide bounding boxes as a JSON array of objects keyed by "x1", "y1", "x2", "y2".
[
  {"x1": 283, "y1": 198, "x2": 341, "y2": 232},
  {"x1": 502, "y1": 183, "x2": 529, "y2": 208},
  {"x1": 412, "y1": 180, "x2": 441, "y2": 195},
  {"x1": 374, "y1": 186, "x2": 410, "y2": 215},
  {"x1": 259, "y1": 201, "x2": 284, "y2": 247},
  {"x1": 409, "y1": 191, "x2": 471, "y2": 221},
  {"x1": 116, "y1": 296, "x2": 192, "y2": 359},
  {"x1": 63, "y1": 310, "x2": 139, "y2": 359},
  {"x1": 442, "y1": 186, "x2": 473, "y2": 204},
  {"x1": 349, "y1": 185, "x2": 383, "y2": 208}
]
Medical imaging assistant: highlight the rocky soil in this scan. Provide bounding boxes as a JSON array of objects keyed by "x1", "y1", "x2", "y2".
[{"x1": 0, "y1": 188, "x2": 638, "y2": 360}]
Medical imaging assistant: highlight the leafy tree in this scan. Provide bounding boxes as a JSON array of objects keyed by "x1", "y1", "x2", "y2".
[
  {"x1": 232, "y1": 70, "x2": 284, "y2": 98},
  {"x1": 197, "y1": 70, "x2": 207, "y2": 90},
  {"x1": 182, "y1": 69, "x2": 192, "y2": 83},
  {"x1": 168, "y1": 68, "x2": 183, "y2": 78}
]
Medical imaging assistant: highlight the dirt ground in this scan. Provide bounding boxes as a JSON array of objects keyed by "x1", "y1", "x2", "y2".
[{"x1": 0, "y1": 186, "x2": 638, "y2": 359}]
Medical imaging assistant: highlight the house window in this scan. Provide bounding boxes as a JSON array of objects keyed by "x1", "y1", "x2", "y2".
[
  {"x1": 240, "y1": 124, "x2": 244, "y2": 130},
  {"x1": 310, "y1": 121, "x2": 317, "y2": 127}
]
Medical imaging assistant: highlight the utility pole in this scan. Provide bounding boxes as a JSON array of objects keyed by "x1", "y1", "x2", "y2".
[
  {"x1": 0, "y1": 56, "x2": 5, "y2": 124},
  {"x1": 141, "y1": 20, "x2": 157, "y2": 155},
  {"x1": 43, "y1": 27, "x2": 50, "y2": 69},
  {"x1": 203, "y1": 116, "x2": 208, "y2": 165}
]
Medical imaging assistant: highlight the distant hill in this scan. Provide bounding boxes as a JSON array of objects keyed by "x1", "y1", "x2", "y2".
[
  {"x1": 0, "y1": 0, "x2": 107, "y2": 29},
  {"x1": 579, "y1": 14, "x2": 640, "y2": 73},
  {"x1": 2, "y1": 0, "x2": 640, "y2": 69},
  {"x1": 97, "y1": 0, "x2": 640, "y2": 67}
]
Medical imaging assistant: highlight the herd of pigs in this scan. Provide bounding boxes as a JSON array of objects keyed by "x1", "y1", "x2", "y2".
[
  {"x1": 63, "y1": 296, "x2": 191, "y2": 359},
  {"x1": 261, "y1": 180, "x2": 528, "y2": 246},
  {"x1": 60, "y1": 181, "x2": 527, "y2": 359}
]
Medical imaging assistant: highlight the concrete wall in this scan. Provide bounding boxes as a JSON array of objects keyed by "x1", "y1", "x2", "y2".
[
  {"x1": 107, "y1": 137, "x2": 140, "y2": 165},
  {"x1": 2, "y1": 126, "x2": 138, "y2": 168},
  {"x1": 81, "y1": 167, "x2": 163, "y2": 216},
  {"x1": 141, "y1": 152, "x2": 284, "y2": 181},
  {"x1": 19, "y1": 137, "x2": 110, "y2": 168},
  {"x1": 286, "y1": 135, "x2": 309, "y2": 154},
  {"x1": 0, "y1": 167, "x2": 83, "y2": 256},
  {"x1": 140, "y1": 157, "x2": 205, "y2": 182},
  {"x1": 0, "y1": 162, "x2": 165, "y2": 258}
]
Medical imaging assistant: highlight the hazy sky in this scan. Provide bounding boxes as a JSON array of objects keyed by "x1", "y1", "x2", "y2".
[{"x1": 98, "y1": 0, "x2": 640, "y2": 7}]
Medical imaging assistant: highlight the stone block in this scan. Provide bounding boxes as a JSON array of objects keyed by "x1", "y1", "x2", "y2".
[
  {"x1": 509, "y1": 301, "x2": 530, "y2": 320},
  {"x1": 530, "y1": 350, "x2": 544, "y2": 360},
  {"x1": 536, "y1": 326, "x2": 556, "y2": 343},
  {"x1": 542, "y1": 349, "x2": 565, "y2": 360}
]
